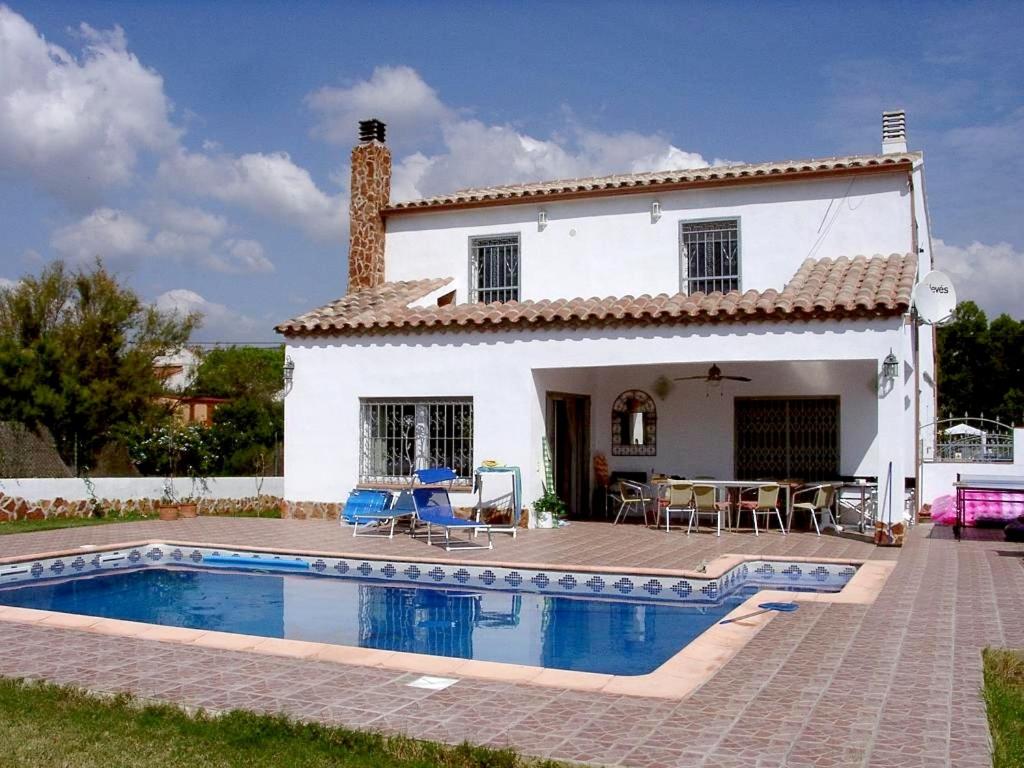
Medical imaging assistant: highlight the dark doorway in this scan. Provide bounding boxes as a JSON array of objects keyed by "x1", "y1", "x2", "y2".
[{"x1": 547, "y1": 392, "x2": 591, "y2": 519}]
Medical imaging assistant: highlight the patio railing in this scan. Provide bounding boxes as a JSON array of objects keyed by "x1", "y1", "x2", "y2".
[{"x1": 920, "y1": 416, "x2": 1014, "y2": 464}]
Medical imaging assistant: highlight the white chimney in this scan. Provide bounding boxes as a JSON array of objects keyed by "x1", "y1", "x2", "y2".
[{"x1": 882, "y1": 110, "x2": 907, "y2": 154}]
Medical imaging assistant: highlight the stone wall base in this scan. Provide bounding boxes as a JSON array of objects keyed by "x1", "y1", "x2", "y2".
[{"x1": 0, "y1": 492, "x2": 283, "y2": 522}]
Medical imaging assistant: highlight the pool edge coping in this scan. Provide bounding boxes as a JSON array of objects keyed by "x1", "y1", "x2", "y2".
[{"x1": 0, "y1": 540, "x2": 895, "y2": 700}]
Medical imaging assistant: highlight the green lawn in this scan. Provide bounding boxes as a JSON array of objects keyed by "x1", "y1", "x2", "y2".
[
  {"x1": 983, "y1": 648, "x2": 1024, "y2": 768},
  {"x1": 0, "y1": 678, "x2": 567, "y2": 768},
  {"x1": 0, "y1": 507, "x2": 281, "y2": 535}
]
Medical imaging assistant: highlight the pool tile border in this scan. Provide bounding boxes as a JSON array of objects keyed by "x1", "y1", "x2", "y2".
[{"x1": 0, "y1": 539, "x2": 894, "y2": 699}]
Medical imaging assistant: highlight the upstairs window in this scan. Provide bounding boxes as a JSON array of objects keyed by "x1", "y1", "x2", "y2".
[
  {"x1": 680, "y1": 219, "x2": 740, "y2": 294},
  {"x1": 470, "y1": 234, "x2": 520, "y2": 303}
]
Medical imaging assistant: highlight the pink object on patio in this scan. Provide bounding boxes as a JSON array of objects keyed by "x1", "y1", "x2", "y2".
[{"x1": 931, "y1": 492, "x2": 1024, "y2": 526}]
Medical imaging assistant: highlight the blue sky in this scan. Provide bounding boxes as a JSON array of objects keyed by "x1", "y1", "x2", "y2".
[{"x1": 1, "y1": 1, "x2": 1021, "y2": 340}]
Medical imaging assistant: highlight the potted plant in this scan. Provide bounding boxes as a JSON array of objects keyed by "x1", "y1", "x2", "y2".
[
  {"x1": 157, "y1": 479, "x2": 178, "y2": 521},
  {"x1": 532, "y1": 489, "x2": 567, "y2": 529}
]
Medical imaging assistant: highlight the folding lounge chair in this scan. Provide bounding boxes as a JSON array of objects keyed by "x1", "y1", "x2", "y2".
[
  {"x1": 341, "y1": 488, "x2": 409, "y2": 538},
  {"x1": 409, "y1": 468, "x2": 494, "y2": 551}
]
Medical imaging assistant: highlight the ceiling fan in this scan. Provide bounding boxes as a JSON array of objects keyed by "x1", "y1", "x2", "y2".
[{"x1": 674, "y1": 364, "x2": 751, "y2": 383}]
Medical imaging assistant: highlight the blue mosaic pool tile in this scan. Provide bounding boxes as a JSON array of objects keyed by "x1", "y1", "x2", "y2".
[
  {"x1": 146, "y1": 548, "x2": 162, "y2": 561},
  {"x1": 30, "y1": 562, "x2": 43, "y2": 578},
  {"x1": 531, "y1": 573, "x2": 550, "y2": 589},
  {"x1": 811, "y1": 565, "x2": 829, "y2": 582},
  {"x1": 782, "y1": 564, "x2": 802, "y2": 580},
  {"x1": 334, "y1": 560, "x2": 350, "y2": 575},
  {"x1": 700, "y1": 582, "x2": 719, "y2": 600},
  {"x1": 71, "y1": 557, "x2": 85, "y2": 571},
  {"x1": 428, "y1": 566, "x2": 445, "y2": 582},
  {"x1": 49, "y1": 560, "x2": 64, "y2": 574},
  {"x1": 671, "y1": 580, "x2": 692, "y2": 598},
  {"x1": 557, "y1": 574, "x2": 577, "y2": 590},
  {"x1": 585, "y1": 576, "x2": 605, "y2": 593},
  {"x1": 403, "y1": 564, "x2": 420, "y2": 580},
  {"x1": 642, "y1": 579, "x2": 662, "y2": 596},
  {"x1": 454, "y1": 568, "x2": 471, "y2": 584},
  {"x1": 479, "y1": 569, "x2": 496, "y2": 586},
  {"x1": 90, "y1": 554, "x2": 102, "y2": 568},
  {"x1": 171, "y1": 549, "x2": 183, "y2": 561},
  {"x1": 614, "y1": 577, "x2": 634, "y2": 594},
  {"x1": 189, "y1": 550, "x2": 203, "y2": 563},
  {"x1": 357, "y1": 562, "x2": 373, "y2": 577},
  {"x1": 505, "y1": 571, "x2": 523, "y2": 588},
  {"x1": 755, "y1": 563, "x2": 775, "y2": 578},
  {"x1": 128, "y1": 550, "x2": 142, "y2": 564},
  {"x1": 841, "y1": 566, "x2": 857, "y2": 578},
  {"x1": 312, "y1": 559, "x2": 327, "y2": 573},
  {"x1": 381, "y1": 563, "x2": 397, "y2": 578}
]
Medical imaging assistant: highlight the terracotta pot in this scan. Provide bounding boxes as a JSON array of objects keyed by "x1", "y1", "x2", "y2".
[
  {"x1": 157, "y1": 504, "x2": 179, "y2": 521},
  {"x1": 177, "y1": 503, "x2": 198, "y2": 518}
]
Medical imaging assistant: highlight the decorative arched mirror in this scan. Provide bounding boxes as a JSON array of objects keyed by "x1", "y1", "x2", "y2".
[{"x1": 611, "y1": 390, "x2": 657, "y2": 456}]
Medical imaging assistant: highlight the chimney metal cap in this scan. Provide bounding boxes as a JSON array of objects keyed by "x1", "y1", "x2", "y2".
[{"x1": 359, "y1": 119, "x2": 387, "y2": 143}]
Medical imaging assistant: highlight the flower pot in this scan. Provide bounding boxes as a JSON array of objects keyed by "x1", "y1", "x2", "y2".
[
  {"x1": 157, "y1": 504, "x2": 179, "y2": 521},
  {"x1": 532, "y1": 508, "x2": 554, "y2": 529},
  {"x1": 177, "y1": 503, "x2": 198, "y2": 519}
]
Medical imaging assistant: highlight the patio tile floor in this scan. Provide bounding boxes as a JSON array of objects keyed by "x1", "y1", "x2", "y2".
[{"x1": 0, "y1": 517, "x2": 1020, "y2": 767}]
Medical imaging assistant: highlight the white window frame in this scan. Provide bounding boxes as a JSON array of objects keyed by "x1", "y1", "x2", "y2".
[
  {"x1": 679, "y1": 218, "x2": 741, "y2": 295},
  {"x1": 359, "y1": 398, "x2": 474, "y2": 484},
  {"x1": 469, "y1": 233, "x2": 520, "y2": 304}
]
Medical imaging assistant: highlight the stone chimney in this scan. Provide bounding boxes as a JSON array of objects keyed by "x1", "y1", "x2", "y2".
[
  {"x1": 348, "y1": 119, "x2": 391, "y2": 291},
  {"x1": 881, "y1": 110, "x2": 907, "y2": 154}
]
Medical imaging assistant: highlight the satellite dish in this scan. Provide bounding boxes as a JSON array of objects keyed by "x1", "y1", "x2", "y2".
[{"x1": 913, "y1": 270, "x2": 957, "y2": 325}]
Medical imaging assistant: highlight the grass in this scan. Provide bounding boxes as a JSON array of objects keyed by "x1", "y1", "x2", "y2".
[
  {"x1": 0, "y1": 507, "x2": 281, "y2": 535},
  {"x1": 983, "y1": 648, "x2": 1024, "y2": 768},
  {"x1": 0, "y1": 678, "x2": 567, "y2": 768}
]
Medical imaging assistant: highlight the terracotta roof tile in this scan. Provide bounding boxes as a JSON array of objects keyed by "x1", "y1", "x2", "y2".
[
  {"x1": 386, "y1": 153, "x2": 920, "y2": 214},
  {"x1": 275, "y1": 254, "x2": 917, "y2": 337}
]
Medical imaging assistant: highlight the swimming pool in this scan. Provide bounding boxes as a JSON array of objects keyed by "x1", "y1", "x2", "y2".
[{"x1": 0, "y1": 545, "x2": 859, "y2": 676}]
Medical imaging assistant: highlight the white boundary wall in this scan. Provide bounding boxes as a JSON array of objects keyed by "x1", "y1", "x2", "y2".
[
  {"x1": 920, "y1": 428, "x2": 1024, "y2": 509},
  {"x1": 0, "y1": 477, "x2": 283, "y2": 502}
]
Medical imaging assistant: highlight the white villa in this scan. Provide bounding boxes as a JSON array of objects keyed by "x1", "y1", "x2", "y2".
[{"x1": 277, "y1": 111, "x2": 935, "y2": 539}]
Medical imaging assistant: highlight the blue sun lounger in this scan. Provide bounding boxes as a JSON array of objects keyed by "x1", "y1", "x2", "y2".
[
  {"x1": 341, "y1": 488, "x2": 409, "y2": 538},
  {"x1": 409, "y1": 468, "x2": 494, "y2": 551}
]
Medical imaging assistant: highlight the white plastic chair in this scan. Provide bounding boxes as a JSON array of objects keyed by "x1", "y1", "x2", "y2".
[
  {"x1": 612, "y1": 480, "x2": 654, "y2": 525},
  {"x1": 792, "y1": 484, "x2": 838, "y2": 535}
]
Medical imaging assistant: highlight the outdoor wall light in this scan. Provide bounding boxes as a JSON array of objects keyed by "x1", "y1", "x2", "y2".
[
  {"x1": 882, "y1": 350, "x2": 899, "y2": 381},
  {"x1": 651, "y1": 200, "x2": 662, "y2": 223},
  {"x1": 538, "y1": 210, "x2": 548, "y2": 231},
  {"x1": 282, "y1": 355, "x2": 295, "y2": 397}
]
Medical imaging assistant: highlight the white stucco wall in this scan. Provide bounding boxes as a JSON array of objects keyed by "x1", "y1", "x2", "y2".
[
  {"x1": 284, "y1": 318, "x2": 910, "y2": 514},
  {"x1": 0, "y1": 476, "x2": 282, "y2": 502},
  {"x1": 385, "y1": 172, "x2": 914, "y2": 302}
]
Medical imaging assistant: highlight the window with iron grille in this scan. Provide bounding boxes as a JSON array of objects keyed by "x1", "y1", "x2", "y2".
[
  {"x1": 680, "y1": 219, "x2": 740, "y2": 294},
  {"x1": 470, "y1": 234, "x2": 520, "y2": 303},
  {"x1": 359, "y1": 398, "x2": 474, "y2": 484}
]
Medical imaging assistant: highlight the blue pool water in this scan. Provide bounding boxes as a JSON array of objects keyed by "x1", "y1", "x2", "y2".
[{"x1": 0, "y1": 566, "x2": 808, "y2": 675}]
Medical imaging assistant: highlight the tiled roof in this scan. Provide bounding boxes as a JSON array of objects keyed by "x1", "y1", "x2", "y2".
[
  {"x1": 276, "y1": 253, "x2": 917, "y2": 337},
  {"x1": 385, "y1": 152, "x2": 920, "y2": 213}
]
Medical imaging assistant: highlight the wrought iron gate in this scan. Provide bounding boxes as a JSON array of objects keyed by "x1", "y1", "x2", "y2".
[{"x1": 735, "y1": 397, "x2": 839, "y2": 480}]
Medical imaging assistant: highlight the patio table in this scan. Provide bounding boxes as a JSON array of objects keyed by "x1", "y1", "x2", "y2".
[{"x1": 652, "y1": 479, "x2": 793, "y2": 533}]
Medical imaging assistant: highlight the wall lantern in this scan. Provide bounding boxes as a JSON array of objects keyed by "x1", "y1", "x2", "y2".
[
  {"x1": 282, "y1": 355, "x2": 295, "y2": 397},
  {"x1": 651, "y1": 200, "x2": 662, "y2": 223},
  {"x1": 882, "y1": 349, "x2": 899, "y2": 381},
  {"x1": 537, "y1": 209, "x2": 548, "y2": 231}
]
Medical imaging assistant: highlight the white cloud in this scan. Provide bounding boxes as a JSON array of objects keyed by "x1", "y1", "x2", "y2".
[
  {"x1": 0, "y1": 6, "x2": 179, "y2": 206},
  {"x1": 0, "y1": 276, "x2": 18, "y2": 290},
  {"x1": 50, "y1": 207, "x2": 151, "y2": 264},
  {"x1": 307, "y1": 65, "x2": 451, "y2": 149},
  {"x1": 203, "y1": 238, "x2": 274, "y2": 274},
  {"x1": 306, "y1": 66, "x2": 719, "y2": 203},
  {"x1": 158, "y1": 148, "x2": 344, "y2": 241},
  {"x1": 155, "y1": 288, "x2": 260, "y2": 340},
  {"x1": 51, "y1": 203, "x2": 274, "y2": 275},
  {"x1": 933, "y1": 238, "x2": 1024, "y2": 318}
]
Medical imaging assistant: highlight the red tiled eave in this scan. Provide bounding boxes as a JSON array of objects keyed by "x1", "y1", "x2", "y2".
[
  {"x1": 383, "y1": 153, "x2": 919, "y2": 216},
  {"x1": 275, "y1": 253, "x2": 917, "y2": 338}
]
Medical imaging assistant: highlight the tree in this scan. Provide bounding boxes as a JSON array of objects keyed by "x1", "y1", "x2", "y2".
[
  {"x1": 0, "y1": 261, "x2": 200, "y2": 469},
  {"x1": 190, "y1": 346, "x2": 284, "y2": 475},
  {"x1": 937, "y1": 301, "x2": 1024, "y2": 425}
]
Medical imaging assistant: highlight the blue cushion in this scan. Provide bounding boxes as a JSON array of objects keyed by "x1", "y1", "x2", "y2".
[{"x1": 342, "y1": 489, "x2": 393, "y2": 523}]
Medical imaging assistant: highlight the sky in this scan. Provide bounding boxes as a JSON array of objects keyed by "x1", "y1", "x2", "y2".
[{"x1": 0, "y1": 1, "x2": 1021, "y2": 341}]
